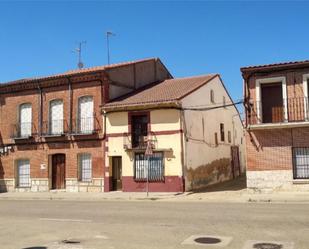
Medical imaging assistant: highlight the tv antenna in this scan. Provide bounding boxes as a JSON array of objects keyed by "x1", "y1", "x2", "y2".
[
  {"x1": 106, "y1": 31, "x2": 116, "y2": 65},
  {"x1": 73, "y1": 41, "x2": 86, "y2": 69}
]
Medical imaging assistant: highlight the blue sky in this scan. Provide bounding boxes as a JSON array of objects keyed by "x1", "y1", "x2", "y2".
[{"x1": 1, "y1": 1, "x2": 309, "y2": 104}]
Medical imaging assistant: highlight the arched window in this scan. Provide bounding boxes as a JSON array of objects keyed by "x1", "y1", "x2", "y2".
[
  {"x1": 78, "y1": 96, "x2": 94, "y2": 133},
  {"x1": 49, "y1": 99, "x2": 63, "y2": 135},
  {"x1": 19, "y1": 103, "x2": 32, "y2": 137},
  {"x1": 210, "y1": 90, "x2": 215, "y2": 103}
]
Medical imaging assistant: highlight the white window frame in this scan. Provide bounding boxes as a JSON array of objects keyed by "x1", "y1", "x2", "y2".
[
  {"x1": 78, "y1": 153, "x2": 92, "y2": 182},
  {"x1": 19, "y1": 103, "x2": 32, "y2": 137},
  {"x1": 302, "y1": 73, "x2": 309, "y2": 120},
  {"x1": 78, "y1": 95, "x2": 94, "y2": 134},
  {"x1": 49, "y1": 99, "x2": 64, "y2": 135},
  {"x1": 16, "y1": 159, "x2": 31, "y2": 188},
  {"x1": 255, "y1": 76, "x2": 287, "y2": 123}
]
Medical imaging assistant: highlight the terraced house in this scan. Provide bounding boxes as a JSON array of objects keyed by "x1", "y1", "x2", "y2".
[
  {"x1": 0, "y1": 58, "x2": 171, "y2": 192},
  {"x1": 103, "y1": 74, "x2": 245, "y2": 192},
  {"x1": 242, "y1": 60, "x2": 309, "y2": 191}
]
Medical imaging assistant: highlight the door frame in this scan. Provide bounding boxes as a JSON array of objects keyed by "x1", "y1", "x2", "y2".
[
  {"x1": 111, "y1": 156, "x2": 122, "y2": 191},
  {"x1": 50, "y1": 153, "x2": 66, "y2": 190}
]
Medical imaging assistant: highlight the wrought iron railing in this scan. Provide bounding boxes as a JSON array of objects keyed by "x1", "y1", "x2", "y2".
[
  {"x1": 42, "y1": 119, "x2": 68, "y2": 136},
  {"x1": 123, "y1": 132, "x2": 157, "y2": 150},
  {"x1": 247, "y1": 97, "x2": 309, "y2": 125},
  {"x1": 11, "y1": 122, "x2": 35, "y2": 139},
  {"x1": 71, "y1": 117, "x2": 99, "y2": 134}
]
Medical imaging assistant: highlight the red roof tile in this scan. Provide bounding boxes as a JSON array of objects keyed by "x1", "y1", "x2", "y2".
[
  {"x1": 241, "y1": 59, "x2": 309, "y2": 72},
  {"x1": 103, "y1": 74, "x2": 218, "y2": 109},
  {"x1": 0, "y1": 58, "x2": 157, "y2": 86}
]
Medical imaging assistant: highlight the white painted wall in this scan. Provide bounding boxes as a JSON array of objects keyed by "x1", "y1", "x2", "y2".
[{"x1": 181, "y1": 76, "x2": 245, "y2": 190}]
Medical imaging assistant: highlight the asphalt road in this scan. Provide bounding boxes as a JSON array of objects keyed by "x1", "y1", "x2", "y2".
[{"x1": 0, "y1": 200, "x2": 308, "y2": 249}]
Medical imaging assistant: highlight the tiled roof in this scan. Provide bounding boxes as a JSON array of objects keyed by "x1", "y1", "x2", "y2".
[
  {"x1": 0, "y1": 58, "x2": 157, "y2": 86},
  {"x1": 103, "y1": 74, "x2": 218, "y2": 109},
  {"x1": 241, "y1": 59, "x2": 309, "y2": 72}
]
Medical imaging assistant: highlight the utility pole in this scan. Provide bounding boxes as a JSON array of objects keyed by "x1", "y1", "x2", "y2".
[
  {"x1": 73, "y1": 41, "x2": 86, "y2": 69},
  {"x1": 106, "y1": 31, "x2": 115, "y2": 65}
]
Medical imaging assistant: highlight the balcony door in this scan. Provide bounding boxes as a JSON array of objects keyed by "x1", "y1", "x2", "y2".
[
  {"x1": 19, "y1": 103, "x2": 32, "y2": 137},
  {"x1": 49, "y1": 99, "x2": 63, "y2": 135},
  {"x1": 78, "y1": 96, "x2": 94, "y2": 133},
  {"x1": 261, "y1": 83, "x2": 283, "y2": 123},
  {"x1": 131, "y1": 115, "x2": 148, "y2": 148}
]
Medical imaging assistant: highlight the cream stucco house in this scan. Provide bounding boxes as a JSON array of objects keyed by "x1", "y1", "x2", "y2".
[{"x1": 102, "y1": 74, "x2": 245, "y2": 192}]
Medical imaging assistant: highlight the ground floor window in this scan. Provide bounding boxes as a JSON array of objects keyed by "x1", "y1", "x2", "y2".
[
  {"x1": 293, "y1": 147, "x2": 309, "y2": 179},
  {"x1": 134, "y1": 152, "x2": 164, "y2": 181},
  {"x1": 78, "y1": 153, "x2": 92, "y2": 182},
  {"x1": 16, "y1": 159, "x2": 30, "y2": 187}
]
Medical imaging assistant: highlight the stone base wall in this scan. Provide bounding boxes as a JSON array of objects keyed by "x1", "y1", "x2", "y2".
[
  {"x1": 247, "y1": 170, "x2": 309, "y2": 192},
  {"x1": 0, "y1": 178, "x2": 104, "y2": 192},
  {"x1": 66, "y1": 178, "x2": 104, "y2": 192}
]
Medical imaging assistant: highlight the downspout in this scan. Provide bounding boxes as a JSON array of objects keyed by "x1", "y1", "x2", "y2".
[
  {"x1": 179, "y1": 107, "x2": 187, "y2": 192},
  {"x1": 37, "y1": 81, "x2": 42, "y2": 136},
  {"x1": 68, "y1": 77, "x2": 73, "y2": 134}
]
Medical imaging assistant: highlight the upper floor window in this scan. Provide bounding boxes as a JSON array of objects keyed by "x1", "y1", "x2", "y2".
[
  {"x1": 223, "y1": 96, "x2": 226, "y2": 108},
  {"x1": 78, "y1": 96, "x2": 94, "y2": 134},
  {"x1": 131, "y1": 114, "x2": 148, "y2": 148},
  {"x1": 19, "y1": 103, "x2": 32, "y2": 137},
  {"x1": 228, "y1": 130, "x2": 232, "y2": 143},
  {"x1": 16, "y1": 159, "x2": 30, "y2": 187},
  {"x1": 220, "y1": 123, "x2": 225, "y2": 142},
  {"x1": 49, "y1": 99, "x2": 63, "y2": 135},
  {"x1": 210, "y1": 90, "x2": 215, "y2": 103}
]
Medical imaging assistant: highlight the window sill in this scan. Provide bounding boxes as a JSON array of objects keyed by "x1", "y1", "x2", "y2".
[{"x1": 292, "y1": 179, "x2": 309, "y2": 184}]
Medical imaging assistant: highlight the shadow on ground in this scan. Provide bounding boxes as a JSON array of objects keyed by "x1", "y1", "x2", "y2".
[
  {"x1": 192, "y1": 175, "x2": 247, "y2": 193},
  {"x1": 22, "y1": 247, "x2": 47, "y2": 249}
]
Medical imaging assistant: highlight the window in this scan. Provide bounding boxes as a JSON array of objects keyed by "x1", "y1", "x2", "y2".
[
  {"x1": 223, "y1": 96, "x2": 226, "y2": 108},
  {"x1": 19, "y1": 103, "x2": 32, "y2": 137},
  {"x1": 131, "y1": 114, "x2": 148, "y2": 148},
  {"x1": 78, "y1": 153, "x2": 92, "y2": 182},
  {"x1": 49, "y1": 99, "x2": 63, "y2": 135},
  {"x1": 228, "y1": 131, "x2": 231, "y2": 143},
  {"x1": 220, "y1": 123, "x2": 225, "y2": 142},
  {"x1": 293, "y1": 148, "x2": 309, "y2": 179},
  {"x1": 214, "y1": 132, "x2": 218, "y2": 146},
  {"x1": 210, "y1": 90, "x2": 215, "y2": 103},
  {"x1": 78, "y1": 96, "x2": 94, "y2": 133},
  {"x1": 134, "y1": 152, "x2": 164, "y2": 181},
  {"x1": 16, "y1": 159, "x2": 30, "y2": 187}
]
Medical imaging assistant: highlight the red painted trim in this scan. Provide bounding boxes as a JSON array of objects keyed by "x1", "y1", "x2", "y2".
[
  {"x1": 122, "y1": 176, "x2": 184, "y2": 192},
  {"x1": 106, "y1": 129, "x2": 183, "y2": 138},
  {"x1": 104, "y1": 176, "x2": 112, "y2": 192}
]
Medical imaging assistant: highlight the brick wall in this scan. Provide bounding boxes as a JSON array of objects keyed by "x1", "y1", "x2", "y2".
[{"x1": 0, "y1": 75, "x2": 106, "y2": 192}]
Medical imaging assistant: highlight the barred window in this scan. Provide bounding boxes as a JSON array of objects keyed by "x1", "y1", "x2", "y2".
[
  {"x1": 78, "y1": 153, "x2": 92, "y2": 182},
  {"x1": 16, "y1": 159, "x2": 30, "y2": 187},
  {"x1": 293, "y1": 148, "x2": 309, "y2": 179},
  {"x1": 134, "y1": 152, "x2": 164, "y2": 181}
]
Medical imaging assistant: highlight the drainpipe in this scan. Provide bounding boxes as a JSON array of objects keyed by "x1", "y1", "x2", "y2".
[
  {"x1": 67, "y1": 77, "x2": 72, "y2": 134},
  {"x1": 37, "y1": 81, "x2": 42, "y2": 136}
]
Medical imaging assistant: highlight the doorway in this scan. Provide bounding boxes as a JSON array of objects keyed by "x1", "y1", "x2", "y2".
[
  {"x1": 231, "y1": 146, "x2": 241, "y2": 178},
  {"x1": 51, "y1": 154, "x2": 65, "y2": 189},
  {"x1": 112, "y1": 156, "x2": 122, "y2": 191}
]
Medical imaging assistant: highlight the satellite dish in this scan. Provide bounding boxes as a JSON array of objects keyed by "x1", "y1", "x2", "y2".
[{"x1": 78, "y1": 62, "x2": 84, "y2": 69}]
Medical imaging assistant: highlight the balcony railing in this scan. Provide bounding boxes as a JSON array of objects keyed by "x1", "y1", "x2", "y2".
[
  {"x1": 42, "y1": 119, "x2": 68, "y2": 136},
  {"x1": 11, "y1": 122, "x2": 35, "y2": 139},
  {"x1": 71, "y1": 117, "x2": 99, "y2": 135},
  {"x1": 248, "y1": 97, "x2": 308, "y2": 125},
  {"x1": 123, "y1": 132, "x2": 158, "y2": 150}
]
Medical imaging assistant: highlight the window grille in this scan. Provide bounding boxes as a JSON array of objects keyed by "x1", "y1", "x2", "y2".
[
  {"x1": 134, "y1": 152, "x2": 164, "y2": 181},
  {"x1": 17, "y1": 159, "x2": 30, "y2": 187},
  {"x1": 293, "y1": 148, "x2": 309, "y2": 179},
  {"x1": 79, "y1": 153, "x2": 92, "y2": 182}
]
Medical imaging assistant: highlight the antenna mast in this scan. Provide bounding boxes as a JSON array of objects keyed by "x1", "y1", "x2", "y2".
[
  {"x1": 106, "y1": 31, "x2": 115, "y2": 65},
  {"x1": 73, "y1": 41, "x2": 86, "y2": 69}
]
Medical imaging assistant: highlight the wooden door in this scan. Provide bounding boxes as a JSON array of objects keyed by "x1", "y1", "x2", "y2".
[
  {"x1": 52, "y1": 154, "x2": 65, "y2": 189},
  {"x1": 261, "y1": 83, "x2": 283, "y2": 123},
  {"x1": 112, "y1": 157, "x2": 122, "y2": 191},
  {"x1": 231, "y1": 146, "x2": 241, "y2": 178}
]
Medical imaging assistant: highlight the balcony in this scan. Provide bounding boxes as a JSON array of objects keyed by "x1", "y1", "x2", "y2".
[
  {"x1": 41, "y1": 119, "x2": 68, "y2": 137},
  {"x1": 123, "y1": 132, "x2": 164, "y2": 152},
  {"x1": 11, "y1": 122, "x2": 35, "y2": 139},
  {"x1": 247, "y1": 97, "x2": 309, "y2": 129},
  {"x1": 71, "y1": 117, "x2": 100, "y2": 135}
]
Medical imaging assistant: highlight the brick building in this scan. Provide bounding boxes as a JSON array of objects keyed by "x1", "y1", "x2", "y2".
[
  {"x1": 0, "y1": 58, "x2": 171, "y2": 192},
  {"x1": 242, "y1": 60, "x2": 309, "y2": 191}
]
